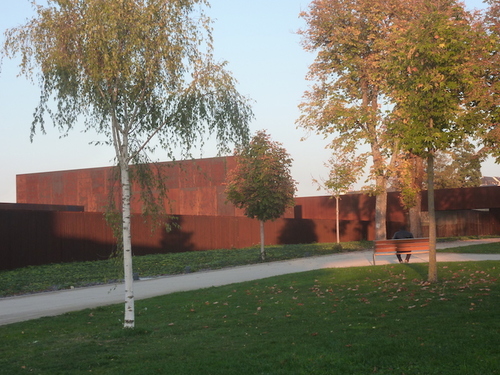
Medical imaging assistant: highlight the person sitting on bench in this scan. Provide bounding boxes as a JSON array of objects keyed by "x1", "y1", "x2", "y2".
[{"x1": 393, "y1": 226, "x2": 414, "y2": 263}]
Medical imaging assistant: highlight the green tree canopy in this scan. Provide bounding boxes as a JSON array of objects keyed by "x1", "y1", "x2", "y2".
[
  {"x1": 385, "y1": 0, "x2": 484, "y2": 155},
  {"x1": 384, "y1": 0, "x2": 488, "y2": 282},
  {"x1": 479, "y1": 0, "x2": 500, "y2": 162},
  {"x1": 226, "y1": 130, "x2": 296, "y2": 260}
]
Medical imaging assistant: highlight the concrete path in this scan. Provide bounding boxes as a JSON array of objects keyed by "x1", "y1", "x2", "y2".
[{"x1": 1, "y1": 238, "x2": 499, "y2": 326}]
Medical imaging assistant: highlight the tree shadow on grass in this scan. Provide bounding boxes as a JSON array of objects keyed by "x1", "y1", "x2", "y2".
[{"x1": 404, "y1": 263, "x2": 428, "y2": 279}]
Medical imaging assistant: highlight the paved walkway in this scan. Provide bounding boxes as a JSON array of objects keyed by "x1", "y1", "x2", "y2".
[{"x1": 1, "y1": 238, "x2": 499, "y2": 326}]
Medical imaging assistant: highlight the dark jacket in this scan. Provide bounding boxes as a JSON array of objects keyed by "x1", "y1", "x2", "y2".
[{"x1": 392, "y1": 230, "x2": 414, "y2": 239}]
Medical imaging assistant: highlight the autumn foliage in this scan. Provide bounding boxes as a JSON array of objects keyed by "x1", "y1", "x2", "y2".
[
  {"x1": 226, "y1": 130, "x2": 296, "y2": 222},
  {"x1": 226, "y1": 131, "x2": 296, "y2": 260}
]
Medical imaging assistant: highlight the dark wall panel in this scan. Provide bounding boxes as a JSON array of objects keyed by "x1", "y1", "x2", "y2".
[
  {"x1": 422, "y1": 186, "x2": 500, "y2": 211},
  {"x1": 3, "y1": 206, "x2": 497, "y2": 271}
]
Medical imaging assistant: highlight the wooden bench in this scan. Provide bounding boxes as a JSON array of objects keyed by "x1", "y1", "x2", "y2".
[{"x1": 373, "y1": 238, "x2": 429, "y2": 265}]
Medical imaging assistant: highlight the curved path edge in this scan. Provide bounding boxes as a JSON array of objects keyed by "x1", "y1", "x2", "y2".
[{"x1": 1, "y1": 238, "x2": 499, "y2": 326}]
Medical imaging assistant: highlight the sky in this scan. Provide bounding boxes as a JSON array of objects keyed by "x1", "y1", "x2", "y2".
[{"x1": 0, "y1": 0, "x2": 496, "y2": 203}]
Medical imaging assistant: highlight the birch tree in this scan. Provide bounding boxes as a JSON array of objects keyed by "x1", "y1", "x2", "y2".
[
  {"x1": 3, "y1": 0, "x2": 253, "y2": 328},
  {"x1": 225, "y1": 131, "x2": 296, "y2": 261}
]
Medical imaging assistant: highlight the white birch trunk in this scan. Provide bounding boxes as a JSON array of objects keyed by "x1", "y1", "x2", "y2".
[
  {"x1": 259, "y1": 220, "x2": 266, "y2": 261},
  {"x1": 121, "y1": 161, "x2": 135, "y2": 328}
]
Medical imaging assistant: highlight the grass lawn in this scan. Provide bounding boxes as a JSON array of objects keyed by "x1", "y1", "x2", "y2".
[
  {"x1": 0, "y1": 241, "x2": 371, "y2": 297},
  {"x1": 1, "y1": 239, "x2": 499, "y2": 374},
  {"x1": 2, "y1": 239, "x2": 498, "y2": 298},
  {"x1": 0, "y1": 261, "x2": 499, "y2": 374},
  {"x1": 437, "y1": 241, "x2": 500, "y2": 254}
]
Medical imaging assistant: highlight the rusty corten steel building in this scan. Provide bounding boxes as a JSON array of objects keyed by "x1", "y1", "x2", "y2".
[
  {"x1": 15, "y1": 155, "x2": 500, "y2": 221},
  {"x1": 16, "y1": 156, "x2": 245, "y2": 216},
  {"x1": 13, "y1": 155, "x2": 414, "y2": 222},
  {"x1": 3, "y1": 156, "x2": 500, "y2": 270}
]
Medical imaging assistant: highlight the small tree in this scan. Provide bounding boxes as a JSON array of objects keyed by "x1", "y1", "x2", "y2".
[
  {"x1": 314, "y1": 152, "x2": 365, "y2": 243},
  {"x1": 226, "y1": 130, "x2": 296, "y2": 260}
]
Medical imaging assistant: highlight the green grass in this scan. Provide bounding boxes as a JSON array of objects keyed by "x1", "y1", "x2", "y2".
[
  {"x1": 1, "y1": 239, "x2": 498, "y2": 298},
  {"x1": 1, "y1": 261, "x2": 499, "y2": 374},
  {"x1": 0, "y1": 241, "x2": 371, "y2": 297},
  {"x1": 437, "y1": 242, "x2": 500, "y2": 254}
]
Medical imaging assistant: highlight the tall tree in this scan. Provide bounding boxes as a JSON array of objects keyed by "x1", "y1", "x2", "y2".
[
  {"x1": 3, "y1": 0, "x2": 253, "y2": 328},
  {"x1": 314, "y1": 152, "x2": 365, "y2": 243},
  {"x1": 384, "y1": 0, "x2": 486, "y2": 282},
  {"x1": 298, "y1": 0, "x2": 407, "y2": 240},
  {"x1": 225, "y1": 130, "x2": 296, "y2": 260},
  {"x1": 479, "y1": 0, "x2": 500, "y2": 162}
]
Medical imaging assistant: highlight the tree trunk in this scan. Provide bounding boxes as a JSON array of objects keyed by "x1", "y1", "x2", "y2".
[
  {"x1": 427, "y1": 153, "x2": 438, "y2": 283},
  {"x1": 121, "y1": 161, "x2": 135, "y2": 328},
  {"x1": 259, "y1": 220, "x2": 266, "y2": 261},
  {"x1": 375, "y1": 175, "x2": 387, "y2": 240},
  {"x1": 408, "y1": 203, "x2": 422, "y2": 238},
  {"x1": 371, "y1": 138, "x2": 387, "y2": 240},
  {"x1": 409, "y1": 154, "x2": 425, "y2": 237},
  {"x1": 335, "y1": 196, "x2": 340, "y2": 243}
]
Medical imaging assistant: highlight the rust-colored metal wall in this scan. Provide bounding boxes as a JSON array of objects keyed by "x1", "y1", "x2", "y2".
[
  {"x1": 420, "y1": 209, "x2": 500, "y2": 237},
  {"x1": 18, "y1": 157, "x2": 500, "y2": 220},
  {"x1": 294, "y1": 191, "x2": 406, "y2": 223},
  {"x1": 17, "y1": 166, "x2": 118, "y2": 212},
  {"x1": 422, "y1": 186, "x2": 500, "y2": 211},
  {"x1": 295, "y1": 187, "x2": 500, "y2": 221},
  {"x1": 2, "y1": 206, "x2": 499, "y2": 271},
  {"x1": 0, "y1": 202, "x2": 84, "y2": 212},
  {"x1": 0, "y1": 206, "x2": 369, "y2": 270},
  {"x1": 0, "y1": 210, "x2": 360, "y2": 270},
  {"x1": 294, "y1": 194, "x2": 374, "y2": 221},
  {"x1": 8, "y1": 160, "x2": 500, "y2": 271},
  {"x1": 16, "y1": 157, "x2": 240, "y2": 216}
]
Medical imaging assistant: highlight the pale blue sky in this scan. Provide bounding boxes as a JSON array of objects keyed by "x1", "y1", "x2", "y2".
[{"x1": 0, "y1": 0, "x2": 495, "y2": 202}]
